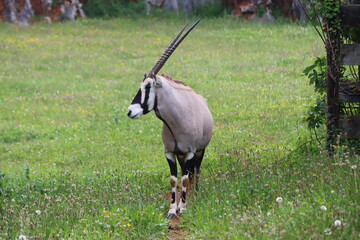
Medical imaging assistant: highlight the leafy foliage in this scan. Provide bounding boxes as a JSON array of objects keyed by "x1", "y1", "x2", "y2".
[
  {"x1": 303, "y1": 57, "x2": 326, "y2": 96},
  {"x1": 310, "y1": 0, "x2": 341, "y2": 33},
  {"x1": 303, "y1": 57, "x2": 326, "y2": 129},
  {"x1": 193, "y1": 1, "x2": 227, "y2": 18},
  {"x1": 83, "y1": 0, "x2": 145, "y2": 18}
]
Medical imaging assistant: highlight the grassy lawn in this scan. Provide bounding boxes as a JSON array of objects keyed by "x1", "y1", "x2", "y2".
[{"x1": 0, "y1": 17, "x2": 358, "y2": 239}]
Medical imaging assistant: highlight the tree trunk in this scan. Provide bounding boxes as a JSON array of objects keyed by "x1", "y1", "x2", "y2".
[
  {"x1": 170, "y1": 0, "x2": 179, "y2": 13},
  {"x1": 325, "y1": 18, "x2": 341, "y2": 150}
]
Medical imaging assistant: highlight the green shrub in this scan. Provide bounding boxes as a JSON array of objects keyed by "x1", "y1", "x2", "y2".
[
  {"x1": 193, "y1": 1, "x2": 227, "y2": 18},
  {"x1": 83, "y1": 0, "x2": 146, "y2": 18},
  {"x1": 303, "y1": 57, "x2": 326, "y2": 130}
]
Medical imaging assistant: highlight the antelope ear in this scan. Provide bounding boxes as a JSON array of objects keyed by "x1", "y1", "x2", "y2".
[
  {"x1": 142, "y1": 73, "x2": 147, "y2": 82},
  {"x1": 155, "y1": 81, "x2": 162, "y2": 88}
]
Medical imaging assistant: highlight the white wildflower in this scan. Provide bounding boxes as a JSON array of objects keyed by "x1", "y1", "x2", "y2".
[
  {"x1": 276, "y1": 197, "x2": 283, "y2": 203},
  {"x1": 320, "y1": 205, "x2": 327, "y2": 211},
  {"x1": 334, "y1": 220, "x2": 342, "y2": 227},
  {"x1": 18, "y1": 235, "x2": 28, "y2": 240},
  {"x1": 351, "y1": 165, "x2": 357, "y2": 170},
  {"x1": 324, "y1": 228, "x2": 332, "y2": 235},
  {"x1": 35, "y1": 210, "x2": 41, "y2": 215}
]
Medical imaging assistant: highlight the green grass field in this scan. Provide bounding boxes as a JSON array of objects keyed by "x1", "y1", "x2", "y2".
[{"x1": 0, "y1": 17, "x2": 359, "y2": 239}]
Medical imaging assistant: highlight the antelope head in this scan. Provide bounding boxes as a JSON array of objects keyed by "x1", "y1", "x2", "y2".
[{"x1": 127, "y1": 19, "x2": 201, "y2": 119}]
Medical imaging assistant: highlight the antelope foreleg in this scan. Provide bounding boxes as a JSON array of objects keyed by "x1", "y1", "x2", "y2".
[{"x1": 166, "y1": 152, "x2": 177, "y2": 219}]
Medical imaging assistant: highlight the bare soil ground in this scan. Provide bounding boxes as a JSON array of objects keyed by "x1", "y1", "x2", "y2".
[
  {"x1": 168, "y1": 217, "x2": 186, "y2": 240},
  {"x1": 166, "y1": 188, "x2": 191, "y2": 240}
]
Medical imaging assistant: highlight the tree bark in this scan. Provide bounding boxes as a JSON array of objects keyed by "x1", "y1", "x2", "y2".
[{"x1": 326, "y1": 18, "x2": 341, "y2": 150}]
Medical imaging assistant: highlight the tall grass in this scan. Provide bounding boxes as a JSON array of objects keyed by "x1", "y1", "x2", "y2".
[{"x1": 0, "y1": 18, "x2": 358, "y2": 239}]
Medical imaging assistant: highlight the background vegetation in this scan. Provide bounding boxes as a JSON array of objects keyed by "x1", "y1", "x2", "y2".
[
  {"x1": 83, "y1": 0, "x2": 147, "y2": 18},
  {"x1": 82, "y1": 0, "x2": 228, "y2": 18},
  {"x1": 0, "y1": 17, "x2": 359, "y2": 239}
]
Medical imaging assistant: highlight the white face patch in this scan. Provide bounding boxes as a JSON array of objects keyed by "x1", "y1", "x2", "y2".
[
  {"x1": 147, "y1": 88, "x2": 155, "y2": 110},
  {"x1": 140, "y1": 85, "x2": 146, "y2": 104},
  {"x1": 127, "y1": 103, "x2": 143, "y2": 119},
  {"x1": 141, "y1": 78, "x2": 156, "y2": 111}
]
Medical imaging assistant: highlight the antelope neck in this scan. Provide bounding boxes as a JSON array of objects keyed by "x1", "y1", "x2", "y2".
[{"x1": 154, "y1": 95, "x2": 182, "y2": 154}]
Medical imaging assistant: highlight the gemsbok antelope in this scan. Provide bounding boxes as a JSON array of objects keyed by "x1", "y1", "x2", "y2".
[{"x1": 127, "y1": 19, "x2": 213, "y2": 219}]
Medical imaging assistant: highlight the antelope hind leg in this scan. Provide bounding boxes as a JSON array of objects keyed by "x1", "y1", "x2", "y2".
[
  {"x1": 193, "y1": 149, "x2": 205, "y2": 190},
  {"x1": 178, "y1": 152, "x2": 195, "y2": 215}
]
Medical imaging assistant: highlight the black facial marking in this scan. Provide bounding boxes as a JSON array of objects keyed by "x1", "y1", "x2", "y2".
[
  {"x1": 142, "y1": 85, "x2": 151, "y2": 114},
  {"x1": 130, "y1": 89, "x2": 142, "y2": 105}
]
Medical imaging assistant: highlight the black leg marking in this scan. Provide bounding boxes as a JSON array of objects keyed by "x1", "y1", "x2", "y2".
[
  {"x1": 167, "y1": 158, "x2": 177, "y2": 177},
  {"x1": 167, "y1": 157, "x2": 177, "y2": 205},
  {"x1": 166, "y1": 153, "x2": 178, "y2": 219},
  {"x1": 184, "y1": 157, "x2": 195, "y2": 176},
  {"x1": 171, "y1": 192, "x2": 176, "y2": 204},
  {"x1": 195, "y1": 149, "x2": 205, "y2": 172},
  {"x1": 194, "y1": 149, "x2": 205, "y2": 190},
  {"x1": 177, "y1": 152, "x2": 196, "y2": 215},
  {"x1": 177, "y1": 154, "x2": 185, "y2": 173},
  {"x1": 181, "y1": 191, "x2": 186, "y2": 203}
]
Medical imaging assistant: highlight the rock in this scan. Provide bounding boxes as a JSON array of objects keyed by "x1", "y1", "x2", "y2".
[
  {"x1": 231, "y1": 0, "x2": 274, "y2": 22},
  {"x1": 292, "y1": 0, "x2": 308, "y2": 23},
  {"x1": 5, "y1": 0, "x2": 17, "y2": 23},
  {"x1": 19, "y1": 0, "x2": 33, "y2": 26}
]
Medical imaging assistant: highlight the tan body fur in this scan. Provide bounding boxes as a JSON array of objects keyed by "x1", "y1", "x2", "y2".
[{"x1": 155, "y1": 75, "x2": 213, "y2": 155}]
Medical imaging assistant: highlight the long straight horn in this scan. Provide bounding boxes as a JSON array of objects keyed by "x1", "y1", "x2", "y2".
[
  {"x1": 149, "y1": 22, "x2": 189, "y2": 78},
  {"x1": 149, "y1": 19, "x2": 201, "y2": 78}
]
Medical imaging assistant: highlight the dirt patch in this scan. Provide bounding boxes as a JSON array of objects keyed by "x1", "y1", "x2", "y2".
[
  {"x1": 165, "y1": 189, "x2": 190, "y2": 240},
  {"x1": 168, "y1": 217, "x2": 186, "y2": 240},
  {"x1": 164, "y1": 179, "x2": 198, "y2": 239}
]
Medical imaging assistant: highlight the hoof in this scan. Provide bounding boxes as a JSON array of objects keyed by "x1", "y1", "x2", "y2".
[
  {"x1": 177, "y1": 209, "x2": 186, "y2": 216},
  {"x1": 167, "y1": 213, "x2": 177, "y2": 219}
]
